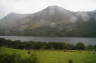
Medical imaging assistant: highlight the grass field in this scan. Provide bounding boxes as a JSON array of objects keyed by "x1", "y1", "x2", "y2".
[{"x1": 0, "y1": 47, "x2": 96, "y2": 63}]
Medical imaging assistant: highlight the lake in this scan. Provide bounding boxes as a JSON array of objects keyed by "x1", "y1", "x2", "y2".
[{"x1": 0, "y1": 36, "x2": 96, "y2": 45}]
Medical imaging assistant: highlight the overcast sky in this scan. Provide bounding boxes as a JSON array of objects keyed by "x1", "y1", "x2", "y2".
[{"x1": 0, "y1": 0, "x2": 96, "y2": 18}]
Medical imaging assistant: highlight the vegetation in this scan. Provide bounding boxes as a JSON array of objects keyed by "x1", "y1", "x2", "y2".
[
  {"x1": 0, "y1": 53, "x2": 37, "y2": 63},
  {"x1": 0, "y1": 48, "x2": 38, "y2": 63},
  {"x1": 1, "y1": 47, "x2": 96, "y2": 63},
  {"x1": 1, "y1": 38, "x2": 96, "y2": 63},
  {"x1": 1, "y1": 38, "x2": 96, "y2": 50}
]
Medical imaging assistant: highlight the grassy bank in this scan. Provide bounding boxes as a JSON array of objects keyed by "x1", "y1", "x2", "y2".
[{"x1": 0, "y1": 47, "x2": 96, "y2": 63}]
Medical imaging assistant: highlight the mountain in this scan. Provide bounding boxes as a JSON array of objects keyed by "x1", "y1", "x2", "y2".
[{"x1": 0, "y1": 6, "x2": 96, "y2": 37}]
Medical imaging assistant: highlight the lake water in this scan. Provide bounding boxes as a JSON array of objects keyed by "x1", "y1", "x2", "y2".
[{"x1": 0, "y1": 36, "x2": 96, "y2": 45}]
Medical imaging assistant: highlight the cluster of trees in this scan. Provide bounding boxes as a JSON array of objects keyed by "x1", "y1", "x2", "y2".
[
  {"x1": 0, "y1": 38, "x2": 96, "y2": 50},
  {"x1": 0, "y1": 52, "x2": 38, "y2": 63}
]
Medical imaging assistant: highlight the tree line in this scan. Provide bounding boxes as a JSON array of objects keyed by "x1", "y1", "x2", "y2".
[{"x1": 0, "y1": 38, "x2": 96, "y2": 50}]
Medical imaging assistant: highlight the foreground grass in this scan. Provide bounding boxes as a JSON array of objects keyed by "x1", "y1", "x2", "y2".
[{"x1": 0, "y1": 47, "x2": 96, "y2": 63}]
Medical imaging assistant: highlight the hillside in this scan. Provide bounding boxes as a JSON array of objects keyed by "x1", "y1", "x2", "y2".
[{"x1": 0, "y1": 6, "x2": 96, "y2": 37}]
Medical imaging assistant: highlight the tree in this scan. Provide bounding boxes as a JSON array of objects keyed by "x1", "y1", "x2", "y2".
[
  {"x1": 75, "y1": 42, "x2": 85, "y2": 50},
  {"x1": 93, "y1": 45, "x2": 96, "y2": 51},
  {"x1": 87, "y1": 45, "x2": 94, "y2": 50}
]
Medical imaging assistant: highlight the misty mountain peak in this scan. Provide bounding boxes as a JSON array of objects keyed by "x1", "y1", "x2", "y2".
[
  {"x1": 47, "y1": 5, "x2": 61, "y2": 9},
  {"x1": 45, "y1": 5, "x2": 70, "y2": 12}
]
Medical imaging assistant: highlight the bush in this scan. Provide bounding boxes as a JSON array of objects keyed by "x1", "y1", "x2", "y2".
[
  {"x1": 75, "y1": 42, "x2": 85, "y2": 50},
  {"x1": 0, "y1": 53, "x2": 21, "y2": 63},
  {"x1": 0, "y1": 53, "x2": 38, "y2": 63},
  {"x1": 68, "y1": 59, "x2": 73, "y2": 63}
]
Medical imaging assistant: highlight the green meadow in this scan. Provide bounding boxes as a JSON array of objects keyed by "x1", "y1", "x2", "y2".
[{"x1": 0, "y1": 47, "x2": 96, "y2": 63}]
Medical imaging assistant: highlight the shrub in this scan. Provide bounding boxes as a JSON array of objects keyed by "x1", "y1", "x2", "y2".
[
  {"x1": 75, "y1": 42, "x2": 85, "y2": 50},
  {"x1": 0, "y1": 53, "x2": 38, "y2": 63},
  {"x1": 0, "y1": 53, "x2": 21, "y2": 63},
  {"x1": 68, "y1": 59, "x2": 73, "y2": 63}
]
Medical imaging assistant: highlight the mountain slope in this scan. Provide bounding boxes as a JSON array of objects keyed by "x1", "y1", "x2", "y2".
[{"x1": 0, "y1": 6, "x2": 96, "y2": 37}]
